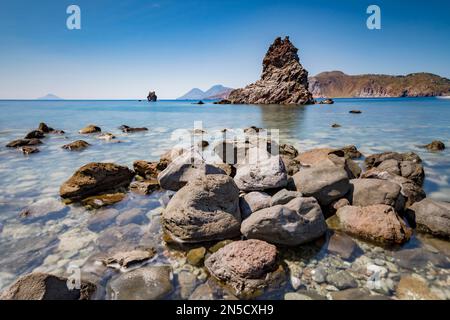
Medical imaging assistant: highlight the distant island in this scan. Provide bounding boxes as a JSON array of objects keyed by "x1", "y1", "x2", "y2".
[
  {"x1": 36, "y1": 94, "x2": 63, "y2": 100},
  {"x1": 309, "y1": 71, "x2": 450, "y2": 98},
  {"x1": 177, "y1": 85, "x2": 233, "y2": 100}
]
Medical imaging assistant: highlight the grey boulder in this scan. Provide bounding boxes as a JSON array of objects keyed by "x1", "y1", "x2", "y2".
[
  {"x1": 162, "y1": 174, "x2": 241, "y2": 242},
  {"x1": 241, "y1": 197, "x2": 327, "y2": 245},
  {"x1": 407, "y1": 198, "x2": 450, "y2": 238}
]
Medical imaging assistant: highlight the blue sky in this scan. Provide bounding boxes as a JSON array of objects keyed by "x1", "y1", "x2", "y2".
[{"x1": 0, "y1": 0, "x2": 449, "y2": 99}]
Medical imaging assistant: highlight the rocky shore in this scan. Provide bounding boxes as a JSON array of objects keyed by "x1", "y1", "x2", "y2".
[{"x1": 1, "y1": 121, "x2": 449, "y2": 300}]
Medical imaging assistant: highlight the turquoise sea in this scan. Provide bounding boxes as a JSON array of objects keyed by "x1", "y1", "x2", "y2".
[{"x1": 0, "y1": 97, "x2": 449, "y2": 299}]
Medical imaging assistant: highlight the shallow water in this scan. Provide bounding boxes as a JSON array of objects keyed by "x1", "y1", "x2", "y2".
[{"x1": 0, "y1": 98, "x2": 449, "y2": 299}]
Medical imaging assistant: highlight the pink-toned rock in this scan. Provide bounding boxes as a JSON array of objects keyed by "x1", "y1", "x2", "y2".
[{"x1": 336, "y1": 204, "x2": 412, "y2": 244}]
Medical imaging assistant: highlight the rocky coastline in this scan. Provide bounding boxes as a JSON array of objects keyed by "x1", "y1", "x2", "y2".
[{"x1": 1, "y1": 121, "x2": 449, "y2": 300}]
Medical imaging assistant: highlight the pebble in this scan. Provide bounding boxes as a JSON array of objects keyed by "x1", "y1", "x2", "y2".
[
  {"x1": 374, "y1": 258, "x2": 385, "y2": 266},
  {"x1": 312, "y1": 267, "x2": 327, "y2": 283},
  {"x1": 284, "y1": 292, "x2": 313, "y2": 300},
  {"x1": 290, "y1": 276, "x2": 302, "y2": 290}
]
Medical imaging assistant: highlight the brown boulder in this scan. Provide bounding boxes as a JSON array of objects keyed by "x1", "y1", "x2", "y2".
[
  {"x1": 79, "y1": 125, "x2": 101, "y2": 134},
  {"x1": 336, "y1": 204, "x2": 412, "y2": 244},
  {"x1": 0, "y1": 273, "x2": 96, "y2": 300},
  {"x1": 62, "y1": 140, "x2": 90, "y2": 151},
  {"x1": 59, "y1": 162, "x2": 134, "y2": 201},
  {"x1": 6, "y1": 138, "x2": 42, "y2": 148}
]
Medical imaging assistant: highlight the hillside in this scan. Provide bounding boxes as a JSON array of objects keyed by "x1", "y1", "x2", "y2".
[
  {"x1": 308, "y1": 71, "x2": 450, "y2": 98},
  {"x1": 177, "y1": 85, "x2": 233, "y2": 100}
]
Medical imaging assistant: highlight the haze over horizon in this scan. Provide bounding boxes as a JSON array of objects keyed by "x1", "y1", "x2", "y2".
[{"x1": 1, "y1": 0, "x2": 449, "y2": 100}]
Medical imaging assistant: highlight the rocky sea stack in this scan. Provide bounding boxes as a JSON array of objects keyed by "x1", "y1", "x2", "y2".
[{"x1": 226, "y1": 36, "x2": 314, "y2": 105}]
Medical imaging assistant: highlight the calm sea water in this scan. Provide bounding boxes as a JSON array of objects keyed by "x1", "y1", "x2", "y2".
[{"x1": 0, "y1": 98, "x2": 449, "y2": 298}]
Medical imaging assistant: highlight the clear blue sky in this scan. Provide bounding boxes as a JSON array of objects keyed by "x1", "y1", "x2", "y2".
[{"x1": 0, "y1": 0, "x2": 449, "y2": 99}]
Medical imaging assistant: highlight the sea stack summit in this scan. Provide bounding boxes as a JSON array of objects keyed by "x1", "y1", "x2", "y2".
[{"x1": 226, "y1": 36, "x2": 314, "y2": 105}]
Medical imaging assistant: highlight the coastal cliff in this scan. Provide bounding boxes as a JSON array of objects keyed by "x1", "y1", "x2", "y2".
[
  {"x1": 309, "y1": 71, "x2": 450, "y2": 98},
  {"x1": 226, "y1": 36, "x2": 314, "y2": 105}
]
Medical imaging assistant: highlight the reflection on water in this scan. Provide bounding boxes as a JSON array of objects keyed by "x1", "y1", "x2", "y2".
[{"x1": 0, "y1": 98, "x2": 449, "y2": 299}]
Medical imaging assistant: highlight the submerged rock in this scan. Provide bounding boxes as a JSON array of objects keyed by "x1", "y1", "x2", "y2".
[
  {"x1": 122, "y1": 126, "x2": 148, "y2": 133},
  {"x1": 162, "y1": 174, "x2": 241, "y2": 243},
  {"x1": 98, "y1": 133, "x2": 115, "y2": 140},
  {"x1": 79, "y1": 124, "x2": 101, "y2": 134},
  {"x1": 326, "y1": 270, "x2": 357, "y2": 290},
  {"x1": 24, "y1": 130, "x2": 44, "y2": 139},
  {"x1": 319, "y1": 98, "x2": 334, "y2": 104},
  {"x1": 241, "y1": 197, "x2": 326, "y2": 245},
  {"x1": 336, "y1": 204, "x2": 412, "y2": 244},
  {"x1": 129, "y1": 180, "x2": 159, "y2": 195},
  {"x1": 325, "y1": 231, "x2": 360, "y2": 261},
  {"x1": 81, "y1": 192, "x2": 126, "y2": 209},
  {"x1": 205, "y1": 240, "x2": 280, "y2": 295},
  {"x1": 424, "y1": 140, "x2": 445, "y2": 151},
  {"x1": 59, "y1": 162, "x2": 134, "y2": 201},
  {"x1": 186, "y1": 247, "x2": 207, "y2": 266},
  {"x1": 20, "y1": 197, "x2": 67, "y2": 221},
  {"x1": 226, "y1": 36, "x2": 314, "y2": 105},
  {"x1": 6, "y1": 138, "x2": 42, "y2": 148},
  {"x1": 102, "y1": 248, "x2": 156, "y2": 269},
  {"x1": 407, "y1": 198, "x2": 450, "y2": 238},
  {"x1": 22, "y1": 146, "x2": 39, "y2": 154},
  {"x1": 107, "y1": 266, "x2": 172, "y2": 300},
  {"x1": 62, "y1": 140, "x2": 90, "y2": 151},
  {"x1": 396, "y1": 274, "x2": 440, "y2": 300},
  {"x1": 0, "y1": 273, "x2": 96, "y2": 300},
  {"x1": 349, "y1": 110, "x2": 362, "y2": 114}
]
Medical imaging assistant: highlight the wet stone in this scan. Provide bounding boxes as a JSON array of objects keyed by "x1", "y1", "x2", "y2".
[
  {"x1": 326, "y1": 270, "x2": 358, "y2": 290},
  {"x1": 116, "y1": 208, "x2": 149, "y2": 226}
]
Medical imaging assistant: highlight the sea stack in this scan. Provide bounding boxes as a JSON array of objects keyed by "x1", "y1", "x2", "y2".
[
  {"x1": 147, "y1": 91, "x2": 157, "y2": 102},
  {"x1": 226, "y1": 36, "x2": 314, "y2": 105}
]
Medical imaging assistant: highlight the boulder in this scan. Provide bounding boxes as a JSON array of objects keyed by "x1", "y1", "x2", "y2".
[
  {"x1": 147, "y1": 91, "x2": 157, "y2": 102},
  {"x1": 129, "y1": 180, "x2": 159, "y2": 195},
  {"x1": 336, "y1": 204, "x2": 412, "y2": 244},
  {"x1": 62, "y1": 140, "x2": 90, "y2": 151},
  {"x1": 98, "y1": 133, "x2": 115, "y2": 140},
  {"x1": 6, "y1": 138, "x2": 42, "y2": 148},
  {"x1": 424, "y1": 140, "x2": 445, "y2": 151},
  {"x1": 279, "y1": 143, "x2": 299, "y2": 157},
  {"x1": 107, "y1": 266, "x2": 172, "y2": 300},
  {"x1": 292, "y1": 158, "x2": 350, "y2": 206},
  {"x1": 349, "y1": 110, "x2": 361, "y2": 114},
  {"x1": 38, "y1": 122, "x2": 53, "y2": 133},
  {"x1": 324, "y1": 231, "x2": 360, "y2": 261},
  {"x1": 271, "y1": 189, "x2": 302, "y2": 206},
  {"x1": 239, "y1": 191, "x2": 271, "y2": 219},
  {"x1": 22, "y1": 146, "x2": 39, "y2": 154},
  {"x1": 157, "y1": 150, "x2": 225, "y2": 191},
  {"x1": 227, "y1": 36, "x2": 314, "y2": 105},
  {"x1": 407, "y1": 198, "x2": 450, "y2": 238},
  {"x1": 162, "y1": 174, "x2": 241, "y2": 242},
  {"x1": 133, "y1": 160, "x2": 161, "y2": 179},
  {"x1": 234, "y1": 149, "x2": 287, "y2": 191},
  {"x1": 319, "y1": 98, "x2": 334, "y2": 104},
  {"x1": 24, "y1": 130, "x2": 44, "y2": 139},
  {"x1": 122, "y1": 127, "x2": 148, "y2": 133},
  {"x1": 79, "y1": 125, "x2": 101, "y2": 134},
  {"x1": 349, "y1": 178, "x2": 405, "y2": 212},
  {"x1": 0, "y1": 273, "x2": 96, "y2": 300},
  {"x1": 241, "y1": 197, "x2": 327, "y2": 245},
  {"x1": 59, "y1": 162, "x2": 134, "y2": 201},
  {"x1": 360, "y1": 171, "x2": 425, "y2": 208},
  {"x1": 205, "y1": 240, "x2": 280, "y2": 295}
]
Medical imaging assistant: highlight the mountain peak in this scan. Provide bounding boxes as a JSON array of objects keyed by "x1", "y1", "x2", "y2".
[
  {"x1": 37, "y1": 93, "x2": 63, "y2": 100},
  {"x1": 177, "y1": 85, "x2": 233, "y2": 100}
]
